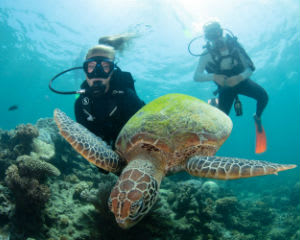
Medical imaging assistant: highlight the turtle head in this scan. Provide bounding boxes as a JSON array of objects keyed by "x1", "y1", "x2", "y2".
[{"x1": 108, "y1": 168, "x2": 159, "y2": 229}]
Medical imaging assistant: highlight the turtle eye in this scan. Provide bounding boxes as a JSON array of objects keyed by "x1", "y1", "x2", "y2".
[
  {"x1": 108, "y1": 197, "x2": 112, "y2": 210},
  {"x1": 129, "y1": 199, "x2": 143, "y2": 219}
]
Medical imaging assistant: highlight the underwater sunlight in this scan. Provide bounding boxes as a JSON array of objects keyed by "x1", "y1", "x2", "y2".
[{"x1": 0, "y1": 0, "x2": 299, "y2": 239}]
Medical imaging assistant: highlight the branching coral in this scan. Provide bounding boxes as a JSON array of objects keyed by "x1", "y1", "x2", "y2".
[
  {"x1": 4, "y1": 162, "x2": 53, "y2": 237},
  {"x1": 5, "y1": 164, "x2": 51, "y2": 209},
  {"x1": 5, "y1": 153, "x2": 60, "y2": 208},
  {"x1": 4, "y1": 152, "x2": 61, "y2": 237},
  {"x1": 171, "y1": 181, "x2": 199, "y2": 219},
  {"x1": 0, "y1": 184, "x2": 14, "y2": 223}
]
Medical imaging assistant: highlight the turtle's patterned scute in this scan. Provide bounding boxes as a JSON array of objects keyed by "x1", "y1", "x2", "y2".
[
  {"x1": 54, "y1": 109, "x2": 121, "y2": 172},
  {"x1": 116, "y1": 94, "x2": 232, "y2": 172},
  {"x1": 119, "y1": 95, "x2": 232, "y2": 144},
  {"x1": 187, "y1": 156, "x2": 296, "y2": 179},
  {"x1": 109, "y1": 167, "x2": 159, "y2": 226}
]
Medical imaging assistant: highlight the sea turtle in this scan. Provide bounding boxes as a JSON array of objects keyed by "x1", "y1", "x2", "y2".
[{"x1": 54, "y1": 93, "x2": 296, "y2": 229}]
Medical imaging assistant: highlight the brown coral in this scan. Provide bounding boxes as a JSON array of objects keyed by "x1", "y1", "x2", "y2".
[
  {"x1": 17, "y1": 155, "x2": 60, "y2": 181},
  {"x1": 4, "y1": 163, "x2": 50, "y2": 236},
  {"x1": 215, "y1": 196, "x2": 238, "y2": 215},
  {"x1": 4, "y1": 155, "x2": 60, "y2": 216},
  {"x1": 5, "y1": 164, "x2": 51, "y2": 208},
  {"x1": 11, "y1": 124, "x2": 39, "y2": 156},
  {"x1": 13, "y1": 124, "x2": 39, "y2": 143}
]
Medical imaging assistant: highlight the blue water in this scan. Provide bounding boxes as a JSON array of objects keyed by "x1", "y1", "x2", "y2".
[{"x1": 0, "y1": 0, "x2": 299, "y2": 175}]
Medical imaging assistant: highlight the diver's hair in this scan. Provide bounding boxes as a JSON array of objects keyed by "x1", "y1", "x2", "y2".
[
  {"x1": 85, "y1": 44, "x2": 115, "y2": 60},
  {"x1": 98, "y1": 33, "x2": 136, "y2": 53}
]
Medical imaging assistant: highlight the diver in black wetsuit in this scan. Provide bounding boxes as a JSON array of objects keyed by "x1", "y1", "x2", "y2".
[
  {"x1": 75, "y1": 38, "x2": 145, "y2": 149},
  {"x1": 193, "y1": 21, "x2": 268, "y2": 131}
]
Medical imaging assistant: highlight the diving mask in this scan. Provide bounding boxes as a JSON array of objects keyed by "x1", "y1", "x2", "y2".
[
  {"x1": 83, "y1": 56, "x2": 115, "y2": 79},
  {"x1": 203, "y1": 22, "x2": 223, "y2": 41}
]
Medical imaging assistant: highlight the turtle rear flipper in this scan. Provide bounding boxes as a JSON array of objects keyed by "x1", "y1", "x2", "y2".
[
  {"x1": 54, "y1": 109, "x2": 123, "y2": 173},
  {"x1": 186, "y1": 156, "x2": 296, "y2": 180}
]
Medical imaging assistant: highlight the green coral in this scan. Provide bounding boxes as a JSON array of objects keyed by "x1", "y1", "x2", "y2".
[{"x1": 73, "y1": 181, "x2": 93, "y2": 200}]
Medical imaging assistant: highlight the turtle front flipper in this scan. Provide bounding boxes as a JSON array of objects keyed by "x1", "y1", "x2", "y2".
[
  {"x1": 54, "y1": 109, "x2": 123, "y2": 173},
  {"x1": 186, "y1": 156, "x2": 297, "y2": 180}
]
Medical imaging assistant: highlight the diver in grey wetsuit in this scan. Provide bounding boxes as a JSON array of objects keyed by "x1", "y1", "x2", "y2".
[{"x1": 193, "y1": 21, "x2": 268, "y2": 130}]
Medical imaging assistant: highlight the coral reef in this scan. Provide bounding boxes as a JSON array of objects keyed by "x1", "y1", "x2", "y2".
[
  {"x1": 5, "y1": 164, "x2": 51, "y2": 209},
  {"x1": 0, "y1": 124, "x2": 37, "y2": 180},
  {"x1": 10, "y1": 124, "x2": 39, "y2": 156},
  {"x1": 0, "y1": 184, "x2": 14, "y2": 225},
  {"x1": 200, "y1": 180, "x2": 221, "y2": 199},
  {"x1": 17, "y1": 155, "x2": 60, "y2": 181},
  {"x1": 5, "y1": 153, "x2": 60, "y2": 210},
  {"x1": 0, "y1": 123, "x2": 54, "y2": 179},
  {"x1": 0, "y1": 121, "x2": 61, "y2": 239},
  {"x1": 215, "y1": 196, "x2": 238, "y2": 215},
  {"x1": 4, "y1": 163, "x2": 51, "y2": 238},
  {"x1": 35, "y1": 118, "x2": 60, "y2": 144},
  {"x1": 31, "y1": 138, "x2": 55, "y2": 162},
  {"x1": 0, "y1": 118, "x2": 299, "y2": 240}
]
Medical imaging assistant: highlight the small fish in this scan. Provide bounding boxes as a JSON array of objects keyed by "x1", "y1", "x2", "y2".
[{"x1": 8, "y1": 105, "x2": 18, "y2": 111}]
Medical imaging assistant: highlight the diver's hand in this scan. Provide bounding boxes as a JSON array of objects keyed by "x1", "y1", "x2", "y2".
[
  {"x1": 225, "y1": 75, "x2": 244, "y2": 87},
  {"x1": 213, "y1": 74, "x2": 227, "y2": 87}
]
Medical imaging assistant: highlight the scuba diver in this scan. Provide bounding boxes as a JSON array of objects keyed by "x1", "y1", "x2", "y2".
[
  {"x1": 75, "y1": 43, "x2": 145, "y2": 148},
  {"x1": 49, "y1": 34, "x2": 145, "y2": 172},
  {"x1": 191, "y1": 21, "x2": 268, "y2": 154}
]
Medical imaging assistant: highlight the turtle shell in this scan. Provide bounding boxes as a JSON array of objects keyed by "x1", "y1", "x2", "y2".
[{"x1": 115, "y1": 93, "x2": 232, "y2": 172}]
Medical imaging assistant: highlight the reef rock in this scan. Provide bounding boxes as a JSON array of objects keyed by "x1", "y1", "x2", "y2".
[
  {"x1": 35, "y1": 118, "x2": 59, "y2": 144},
  {"x1": 31, "y1": 138, "x2": 55, "y2": 161},
  {"x1": 201, "y1": 180, "x2": 220, "y2": 199}
]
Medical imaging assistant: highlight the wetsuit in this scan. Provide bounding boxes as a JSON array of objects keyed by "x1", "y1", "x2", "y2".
[
  {"x1": 75, "y1": 68, "x2": 145, "y2": 148},
  {"x1": 194, "y1": 36, "x2": 268, "y2": 117}
]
